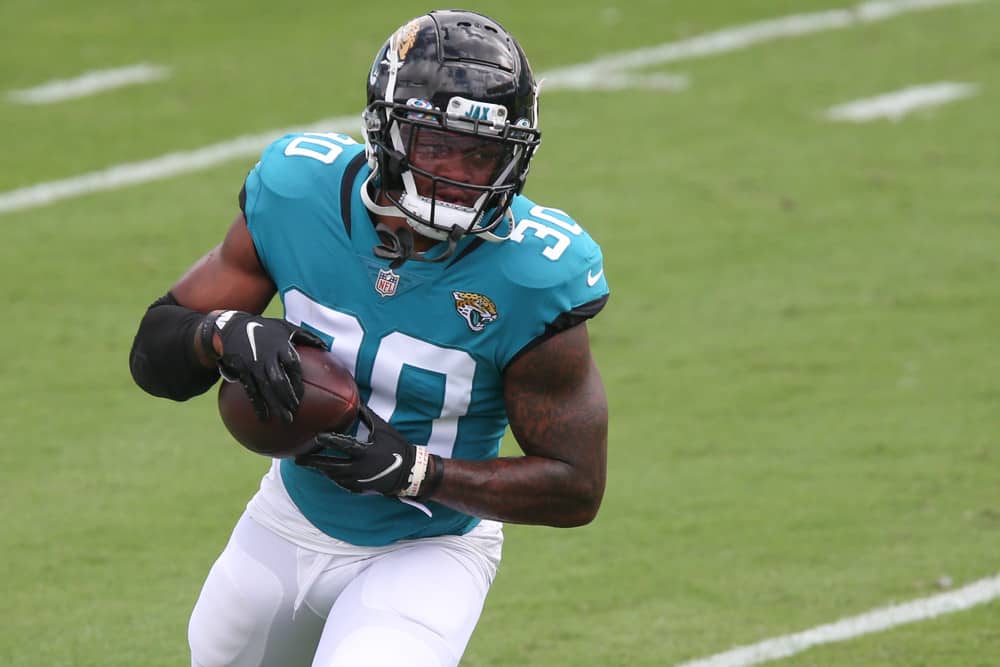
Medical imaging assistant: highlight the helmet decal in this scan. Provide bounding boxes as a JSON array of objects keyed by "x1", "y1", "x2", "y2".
[
  {"x1": 392, "y1": 19, "x2": 421, "y2": 62},
  {"x1": 447, "y1": 97, "x2": 508, "y2": 131},
  {"x1": 404, "y1": 98, "x2": 437, "y2": 122}
]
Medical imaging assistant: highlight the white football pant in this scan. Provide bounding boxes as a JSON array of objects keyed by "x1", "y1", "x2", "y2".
[{"x1": 188, "y1": 507, "x2": 502, "y2": 666}]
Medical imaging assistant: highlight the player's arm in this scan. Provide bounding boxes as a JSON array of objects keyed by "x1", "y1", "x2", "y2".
[
  {"x1": 171, "y1": 213, "x2": 278, "y2": 328},
  {"x1": 128, "y1": 215, "x2": 324, "y2": 420},
  {"x1": 432, "y1": 322, "x2": 608, "y2": 526}
]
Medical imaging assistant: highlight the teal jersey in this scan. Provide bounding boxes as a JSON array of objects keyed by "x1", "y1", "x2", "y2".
[{"x1": 241, "y1": 132, "x2": 609, "y2": 546}]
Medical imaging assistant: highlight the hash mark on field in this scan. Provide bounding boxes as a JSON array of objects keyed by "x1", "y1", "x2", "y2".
[
  {"x1": 6, "y1": 63, "x2": 171, "y2": 105},
  {"x1": 0, "y1": 0, "x2": 982, "y2": 214},
  {"x1": 825, "y1": 82, "x2": 980, "y2": 122},
  {"x1": 676, "y1": 573, "x2": 1000, "y2": 667}
]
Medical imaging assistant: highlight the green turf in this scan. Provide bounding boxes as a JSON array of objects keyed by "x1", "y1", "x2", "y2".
[{"x1": 1, "y1": 1, "x2": 998, "y2": 665}]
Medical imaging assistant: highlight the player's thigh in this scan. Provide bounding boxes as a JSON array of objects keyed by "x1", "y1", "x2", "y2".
[
  {"x1": 189, "y1": 514, "x2": 324, "y2": 667},
  {"x1": 311, "y1": 536, "x2": 498, "y2": 667}
]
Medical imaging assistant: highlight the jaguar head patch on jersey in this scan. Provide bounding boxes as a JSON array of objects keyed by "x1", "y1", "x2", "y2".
[{"x1": 452, "y1": 291, "x2": 498, "y2": 332}]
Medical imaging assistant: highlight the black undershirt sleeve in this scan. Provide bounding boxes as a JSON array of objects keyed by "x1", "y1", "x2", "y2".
[{"x1": 128, "y1": 293, "x2": 220, "y2": 401}]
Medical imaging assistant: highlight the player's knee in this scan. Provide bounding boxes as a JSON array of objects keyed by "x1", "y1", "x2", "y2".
[{"x1": 188, "y1": 554, "x2": 285, "y2": 667}]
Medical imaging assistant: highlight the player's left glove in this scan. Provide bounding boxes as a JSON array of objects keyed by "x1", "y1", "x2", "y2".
[
  {"x1": 295, "y1": 405, "x2": 443, "y2": 499},
  {"x1": 205, "y1": 310, "x2": 326, "y2": 423}
]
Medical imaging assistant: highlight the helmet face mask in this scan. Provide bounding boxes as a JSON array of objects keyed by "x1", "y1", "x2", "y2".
[{"x1": 362, "y1": 11, "x2": 541, "y2": 255}]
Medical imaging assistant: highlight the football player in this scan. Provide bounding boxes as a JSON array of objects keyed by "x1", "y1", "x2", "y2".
[{"x1": 129, "y1": 9, "x2": 609, "y2": 667}]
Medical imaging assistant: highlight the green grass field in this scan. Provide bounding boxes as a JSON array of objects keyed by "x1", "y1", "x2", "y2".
[{"x1": 1, "y1": 1, "x2": 998, "y2": 665}]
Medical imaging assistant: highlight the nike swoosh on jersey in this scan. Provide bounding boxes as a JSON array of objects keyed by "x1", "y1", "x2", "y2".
[
  {"x1": 246, "y1": 322, "x2": 263, "y2": 361},
  {"x1": 358, "y1": 453, "x2": 404, "y2": 483},
  {"x1": 587, "y1": 268, "x2": 605, "y2": 287}
]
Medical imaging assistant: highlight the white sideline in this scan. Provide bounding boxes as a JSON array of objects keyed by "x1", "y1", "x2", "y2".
[
  {"x1": 825, "y1": 82, "x2": 980, "y2": 121},
  {"x1": 676, "y1": 573, "x2": 1000, "y2": 667},
  {"x1": 6, "y1": 63, "x2": 171, "y2": 104},
  {"x1": 0, "y1": 0, "x2": 981, "y2": 215}
]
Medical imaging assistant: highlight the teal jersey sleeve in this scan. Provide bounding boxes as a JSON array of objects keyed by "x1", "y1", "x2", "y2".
[
  {"x1": 241, "y1": 132, "x2": 365, "y2": 282},
  {"x1": 488, "y1": 198, "x2": 609, "y2": 368}
]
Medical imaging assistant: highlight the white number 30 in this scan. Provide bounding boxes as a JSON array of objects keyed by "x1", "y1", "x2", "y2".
[{"x1": 509, "y1": 205, "x2": 582, "y2": 261}]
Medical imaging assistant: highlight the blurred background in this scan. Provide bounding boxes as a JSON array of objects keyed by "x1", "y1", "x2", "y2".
[{"x1": 1, "y1": 1, "x2": 997, "y2": 665}]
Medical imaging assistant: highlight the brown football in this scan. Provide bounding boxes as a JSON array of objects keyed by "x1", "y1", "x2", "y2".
[{"x1": 218, "y1": 346, "x2": 360, "y2": 458}]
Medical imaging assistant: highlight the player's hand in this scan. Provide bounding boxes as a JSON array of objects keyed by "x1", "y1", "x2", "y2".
[
  {"x1": 294, "y1": 405, "x2": 440, "y2": 498},
  {"x1": 210, "y1": 311, "x2": 326, "y2": 423}
]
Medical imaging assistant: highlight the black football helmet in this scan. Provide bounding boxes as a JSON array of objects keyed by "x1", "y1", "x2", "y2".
[{"x1": 361, "y1": 10, "x2": 542, "y2": 264}]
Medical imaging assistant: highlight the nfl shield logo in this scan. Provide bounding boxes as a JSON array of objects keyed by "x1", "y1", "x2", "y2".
[{"x1": 375, "y1": 268, "x2": 400, "y2": 297}]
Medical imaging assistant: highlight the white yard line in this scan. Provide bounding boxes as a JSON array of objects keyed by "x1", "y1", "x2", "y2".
[
  {"x1": 546, "y1": 72, "x2": 689, "y2": 91},
  {"x1": 825, "y1": 81, "x2": 980, "y2": 121},
  {"x1": 0, "y1": 0, "x2": 981, "y2": 215},
  {"x1": 0, "y1": 116, "x2": 359, "y2": 214},
  {"x1": 6, "y1": 63, "x2": 171, "y2": 104},
  {"x1": 676, "y1": 573, "x2": 1000, "y2": 667},
  {"x1": 541, "y1": 0, "x2": 979, "y2": 89}
]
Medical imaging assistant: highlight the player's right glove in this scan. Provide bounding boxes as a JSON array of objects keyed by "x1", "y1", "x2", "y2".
[
  {"x1": 202, "y1": 310, "x2": 326, "y2": 423},
  {"x1": 294, "y1": 405, "x2": 444, "y2": 499}
]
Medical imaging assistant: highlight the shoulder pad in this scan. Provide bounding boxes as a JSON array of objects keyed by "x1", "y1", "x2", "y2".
[
  {"x1": 242, "y1": 133, "x2": 364, "y2": 218},
  {"x1": 498, "y1": 197, "x2": 608, "y2": 299},
  {"x1": 253, "y1": 133, "x2": 362, "y2": 197},
  {"x1": 240, "y1": 133, "x2": 365, "y2": 277},
  {"x1": 472, "y1": 197, "x2": 608, "y2": 368}
]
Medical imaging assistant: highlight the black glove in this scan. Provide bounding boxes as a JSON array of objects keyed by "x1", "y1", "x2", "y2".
[
  {"x1": 295, "y1": 405, "x2": 442, "y2": 498},
  {"x1": 208, "y1": 310, "x2": 326, "y2": 423}
]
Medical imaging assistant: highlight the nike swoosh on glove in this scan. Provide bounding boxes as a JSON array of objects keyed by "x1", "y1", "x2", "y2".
[
  {"x1": 294, "y1": 405, "x2": 440, "y2": 498},
  {"x1": 210, "y1": 310, "x2": 326, "y2": 423}
]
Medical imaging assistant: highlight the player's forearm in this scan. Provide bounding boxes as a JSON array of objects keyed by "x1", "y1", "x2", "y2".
[
  {"x1": 128, "y1": 293, "x2": 220, "y2": 400},
  {"x1": 427, "y1": 455, "x2": 604, "y2": 527}
]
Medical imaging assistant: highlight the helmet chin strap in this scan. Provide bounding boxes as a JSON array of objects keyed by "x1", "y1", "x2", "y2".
[
  {"x1": 362, "y1": 170, "x2": 511, "y2": 267},
  {"x1": 360, "y1": 171, "x2": 401, "y2": 218},
  {"x1": 373, "y1": 222, "x2": 464, "y2": 268},
  {"x1": 372, "y1": 222, "x2": 414, "y2": 268},
  {"x1": 361, "y1": 172, "x2": 461, "y2": 267}
]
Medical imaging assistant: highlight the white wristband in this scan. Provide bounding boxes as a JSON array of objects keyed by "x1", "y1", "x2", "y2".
[{"x1": 400, "y1": 445, "x2": 430, "y2": 497}]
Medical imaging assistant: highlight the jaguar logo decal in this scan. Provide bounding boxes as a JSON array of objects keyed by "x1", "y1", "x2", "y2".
[
  {"x1": 452, "y1": 291, "x2": 499, "y2": 332},
  {"x1": 393, "y1": 19, "x2": 422, "y2": 62}
]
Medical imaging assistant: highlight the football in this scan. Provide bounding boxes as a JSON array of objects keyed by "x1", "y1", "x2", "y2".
[{"x1": 218, "y1": 346, "x2": 360, "y2": 458}]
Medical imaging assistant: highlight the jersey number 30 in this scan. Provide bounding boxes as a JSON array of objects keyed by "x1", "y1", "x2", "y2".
[{"x1": 284, "y1": 288, "x2": 473, "y2": 460}]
